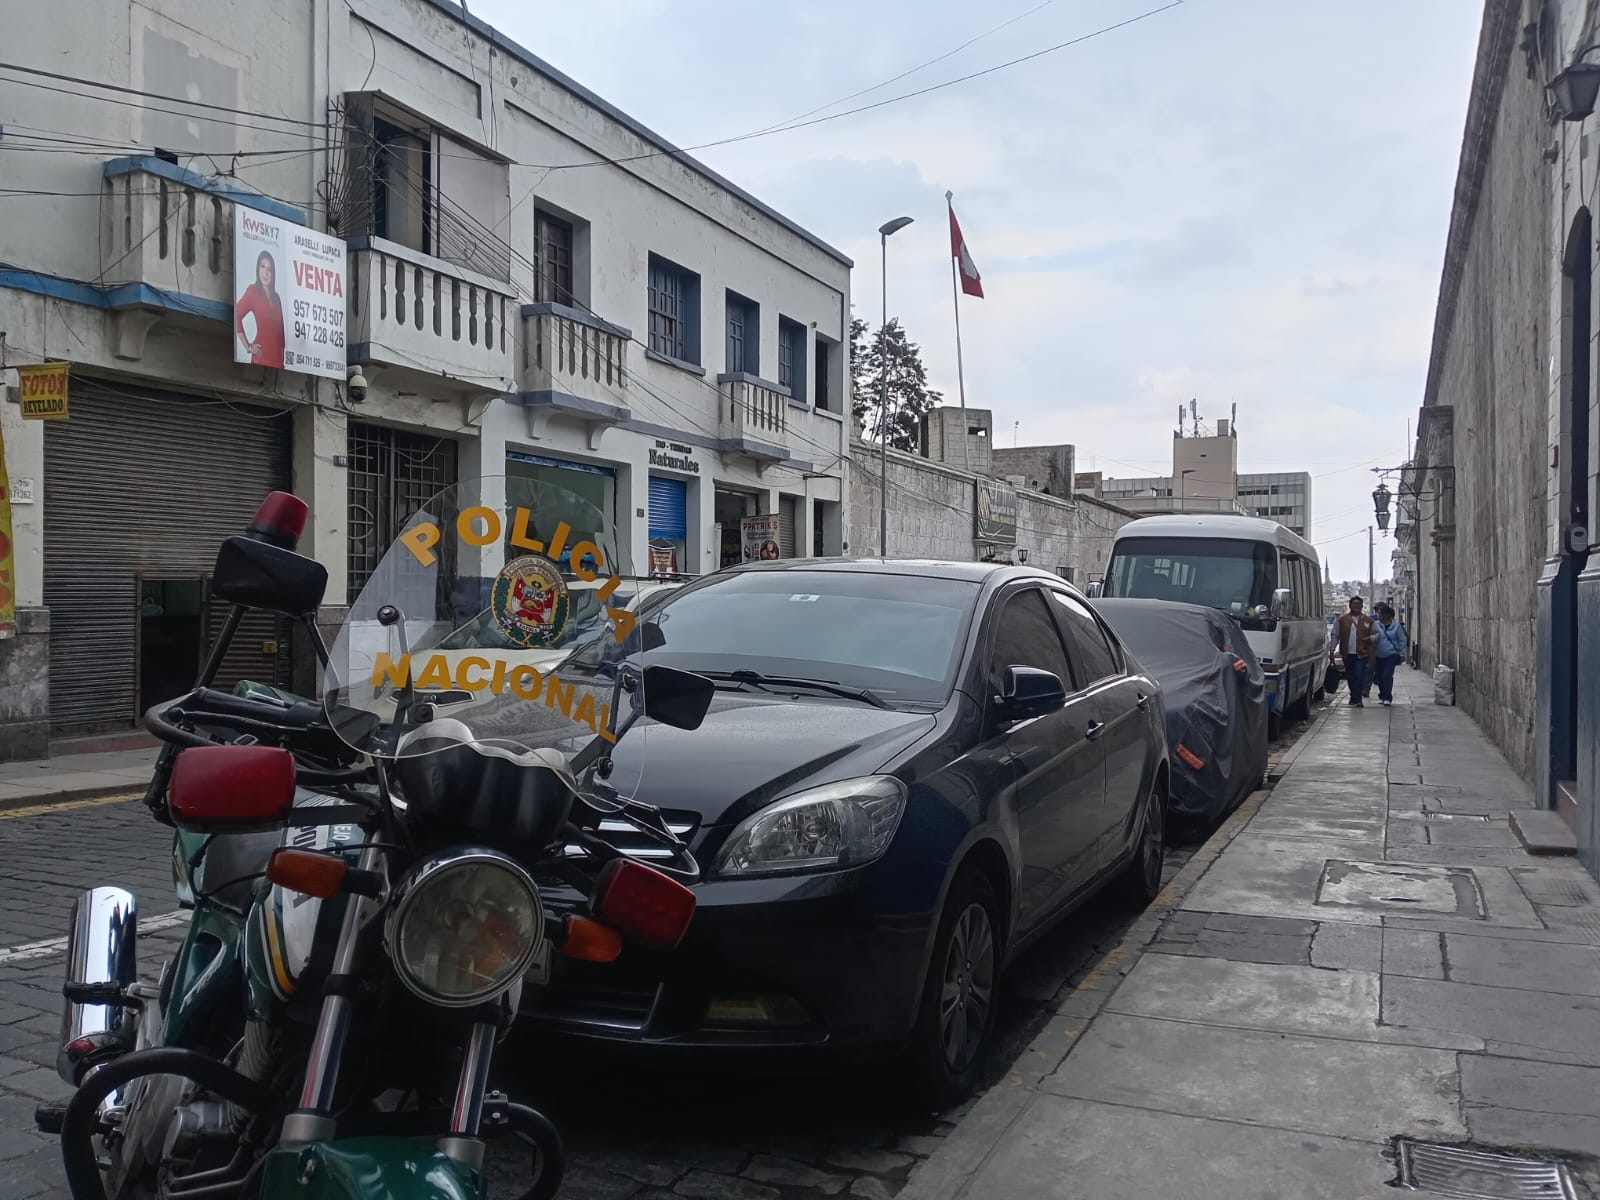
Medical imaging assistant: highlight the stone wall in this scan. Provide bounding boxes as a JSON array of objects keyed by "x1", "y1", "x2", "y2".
[
  {"x1": 1414, "y1": 0, "x2": 1549, "y2": 780},
  {"x1": 847, "y1": 439, "x2": 1135, "y2": 583},
  {"x1": 992, "y1": 445, "x2": 1076, "y2": 498},
  {"x1": 0, "y1": 609, "x2": 50, "y2": 761}
]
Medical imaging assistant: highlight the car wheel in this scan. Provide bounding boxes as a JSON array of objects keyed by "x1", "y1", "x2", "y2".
[
  {"x1": 901, "y1": 868, "x2": 1001, "y2": 1109},
  {"x1": 1116, "y1": 778, "x2": 1167, "y2": 907}
]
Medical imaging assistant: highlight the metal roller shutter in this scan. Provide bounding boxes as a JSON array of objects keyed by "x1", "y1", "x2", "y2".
[
  {"x1": 778, "y1": 495, "x2": 798, "y2": 559},
  {"x1": 647, "y1": 476, "x2": 687, "y2": 540},
  {"x1": 44, "y1": 381, "x2": 293, "y2": 734}
]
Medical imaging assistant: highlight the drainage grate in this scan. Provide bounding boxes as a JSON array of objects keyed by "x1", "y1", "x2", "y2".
[
  {"x1": 1423, "y1": 812, "x2": 1493, "y2": 822},
  {"x1": 1396, "y1": 1140, "x2": 1578, "y2": 1199}
]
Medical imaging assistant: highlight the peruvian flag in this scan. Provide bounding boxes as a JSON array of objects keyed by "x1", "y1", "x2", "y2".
[{"x1": 948, "y1": 198, "x2": 984, "y2": 299}]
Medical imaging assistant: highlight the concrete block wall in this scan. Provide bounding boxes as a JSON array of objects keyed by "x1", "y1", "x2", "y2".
[{"x1": 847, "y1": 439, "x2": 1135, "y2": 582}]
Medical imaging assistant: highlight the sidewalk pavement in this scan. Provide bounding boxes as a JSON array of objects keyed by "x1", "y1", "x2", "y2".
[
  {"x1": 902, "y1": 668, "x2": 1600, "y2": 1200},
  {"x1": 0, "y1": 747, "x2": 160, "y2": 810}
]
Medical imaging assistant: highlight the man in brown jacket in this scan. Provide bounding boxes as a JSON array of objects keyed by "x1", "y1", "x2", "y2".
[{"x1": 1330, "y1": 596, "x2": 1377, "y2": 708}]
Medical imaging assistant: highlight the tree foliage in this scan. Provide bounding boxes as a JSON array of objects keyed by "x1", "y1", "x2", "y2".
[{"x1": 851, "y1": 314, "x2": 943, "y2": 453}]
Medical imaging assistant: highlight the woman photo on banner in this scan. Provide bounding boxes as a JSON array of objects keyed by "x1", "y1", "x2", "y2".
[{"x1": 235, "y1": 249, "x2": 286, "y2": 368}]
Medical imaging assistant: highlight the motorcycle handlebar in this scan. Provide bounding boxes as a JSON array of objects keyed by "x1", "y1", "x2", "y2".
[{"x1": 143, "y1": 694, "x2": 371, "y2": 790}]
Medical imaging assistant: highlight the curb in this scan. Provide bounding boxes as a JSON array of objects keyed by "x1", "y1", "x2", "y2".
[
  {"x1": 898, "y1": 714, "x2": 1322, "y2": 1200},
  {"x1": 0, "y1": 785, "x2": 145, "y2": 817}
]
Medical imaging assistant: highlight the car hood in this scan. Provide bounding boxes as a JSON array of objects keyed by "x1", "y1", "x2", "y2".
[{"x1": 606, "y1": 692, "x2": 939, "y2": 827}]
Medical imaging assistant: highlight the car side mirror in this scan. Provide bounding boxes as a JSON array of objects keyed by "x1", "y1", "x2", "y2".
[
  {"x1": 1270, "y1": 587, "x2": 1292, "y2": 619},
  {"x1": 996, "y1": 665, "x2": 1067, "y2": 721}
]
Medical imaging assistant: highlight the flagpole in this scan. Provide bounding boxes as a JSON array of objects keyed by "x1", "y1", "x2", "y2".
[{"x1": 946, "y1": 192, "x2": 973, "y2": 476}]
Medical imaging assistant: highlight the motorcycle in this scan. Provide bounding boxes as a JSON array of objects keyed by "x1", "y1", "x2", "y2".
[{"x1": 40, "y1": 476, "x2": 713, "y2": 1200}]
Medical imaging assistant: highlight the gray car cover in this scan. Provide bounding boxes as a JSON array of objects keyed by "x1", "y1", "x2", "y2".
[{"x1": 1092, "y1": 598, "x2": 1269, "y2": 821}]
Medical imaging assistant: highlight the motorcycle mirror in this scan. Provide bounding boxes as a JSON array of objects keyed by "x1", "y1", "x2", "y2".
[
  {"x1": 209, "y1": 535, "x2": 328, "y2": 617},
  {"x1": 640, "y1": 664, "x2": 714, "y2": 731}
]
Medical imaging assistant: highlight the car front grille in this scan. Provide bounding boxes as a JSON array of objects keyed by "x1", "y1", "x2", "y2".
[{"x1": 563, "y1": 810, "x2": 700, "y2": 862}]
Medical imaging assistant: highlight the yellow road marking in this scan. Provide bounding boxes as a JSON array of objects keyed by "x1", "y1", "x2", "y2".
[{"x1": 0, "y1": 791, "x2": 143, "y2": 820}]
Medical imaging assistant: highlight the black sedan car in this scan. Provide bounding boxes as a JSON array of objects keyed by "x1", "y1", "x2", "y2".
[{"x1": 526, "y1": 559, "x2": 1171, "y2": 1104}]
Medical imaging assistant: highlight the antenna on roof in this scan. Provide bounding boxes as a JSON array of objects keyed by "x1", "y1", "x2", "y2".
[
  {"x1": 1231, "y1": 401, "x2": 1237, "y2": 435},
  {"x1": 1189, "y1": 398, "x2": 1199, "y2": 438},
  {"x1": 1176, "y1": 404, "x2": 1185, "y2": 437}
]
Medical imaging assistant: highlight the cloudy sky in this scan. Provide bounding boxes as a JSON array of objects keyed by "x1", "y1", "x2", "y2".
[{"x1": 474, "y1": 0, "x2": 1482, "y2": 580}]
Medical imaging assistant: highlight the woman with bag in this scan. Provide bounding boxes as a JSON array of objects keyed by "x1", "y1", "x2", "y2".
[{"x1": 1371, "y1": 602, "x2": 1409, "y2": 706}]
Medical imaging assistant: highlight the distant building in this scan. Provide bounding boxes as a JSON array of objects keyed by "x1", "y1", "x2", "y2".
[{"x1": 1090, "y1": 410, "x2": 1313, "y2": 537}]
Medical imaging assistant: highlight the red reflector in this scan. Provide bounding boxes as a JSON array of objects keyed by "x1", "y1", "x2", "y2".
[
  {"x1": 1176, "y1": 744, "x2": 1205, "y2": 770},
  {"x1": 249, "y1": 491, "x2": 308, "y2": 549},
  {"x1": 169, "y1": 746, "x2": 297, "y2": 828},
  {"x1": 592, "y1": 859, "x2": 696, "y2": 953}
]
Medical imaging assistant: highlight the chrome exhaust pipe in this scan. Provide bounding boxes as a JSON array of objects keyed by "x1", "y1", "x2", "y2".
[{"x1": 57, "y1": 887, "x2": 139, "y2": 1086}]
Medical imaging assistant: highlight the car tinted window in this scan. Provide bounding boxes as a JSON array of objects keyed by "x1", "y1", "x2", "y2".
[
  {"x1": 988, "y1": 588, "x2": 1075, "y2": 695},
  {"x1": 1049, "y1": 591, "x2": 1122, "y2": 684},
  {"x1": 641, "y1": 571, "x2": 981, "y2": 704}
]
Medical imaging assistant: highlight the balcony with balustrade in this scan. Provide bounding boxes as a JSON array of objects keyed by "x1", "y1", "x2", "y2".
[
  {"x1": 95, "y1": 157, "x2": 307, "y2": 358},
  {"x1": 513, "y1": 303, "x2": 633, "y2": 446},
  {"x1": 348, "y1": 238, "x2": 517, "y2": 395}
]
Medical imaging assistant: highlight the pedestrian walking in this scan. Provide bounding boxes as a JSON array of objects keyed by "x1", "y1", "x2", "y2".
[
  {"x1": 1330, "y1": 596, "x2": 1377, "y2": 708},
  {"x1": 1371, "y1": 602, "x2": 1408, "y2": 706}
]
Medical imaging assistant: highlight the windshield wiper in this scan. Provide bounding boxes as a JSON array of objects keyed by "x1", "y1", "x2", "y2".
[{"x1": 703, "y1": 669, "x2": 892, "y2": 709}]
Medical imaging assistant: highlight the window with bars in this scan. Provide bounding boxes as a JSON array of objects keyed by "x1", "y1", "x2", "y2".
[
  {"x1": 346, "y1": 422, "x2": 460, "y2": 605},
  {"x1": 725, "y1": 291, "x2": 759, "y2": 374},
  {"x1": 647, "y1": 254, "x2": 700, "y2": 364},
  {"x1": 535, "y1": 211, "x2": 575, "y2": 305}
]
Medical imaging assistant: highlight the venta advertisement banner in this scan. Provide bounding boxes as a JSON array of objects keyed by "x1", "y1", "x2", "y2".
[{"x1": 233, "y1": 207, "x2": 347, "y2": 380}]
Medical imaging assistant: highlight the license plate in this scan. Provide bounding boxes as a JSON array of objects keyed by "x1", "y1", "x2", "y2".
[{"x1": 525, "y1": 938, "x2": 552, "y2": 986}]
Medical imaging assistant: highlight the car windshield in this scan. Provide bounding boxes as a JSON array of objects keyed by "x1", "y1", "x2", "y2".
[
  {"x1": 635, "y1": 570, "x2": 980, "y2": 706},
  {"x1": 1103, "y1": 537, "x2": 1279, "y2": 619}
]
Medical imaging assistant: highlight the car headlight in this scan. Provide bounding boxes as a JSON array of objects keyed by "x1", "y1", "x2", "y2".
[
  {"x1": 714, "y1": 776, "x2": 908, "y2": 878},
  {"x1": 384, "y1": 849, "x2": 544, "y2": 1007}
]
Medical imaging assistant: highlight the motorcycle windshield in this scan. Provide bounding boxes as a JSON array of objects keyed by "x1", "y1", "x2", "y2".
[{"x1": 323, "y1": 474, "x2": 648, "y2": 804}]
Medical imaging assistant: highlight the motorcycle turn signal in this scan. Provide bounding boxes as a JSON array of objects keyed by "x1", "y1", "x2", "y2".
[{"x1": 265, "y1": 849, "x2": 384, "y2": 899}]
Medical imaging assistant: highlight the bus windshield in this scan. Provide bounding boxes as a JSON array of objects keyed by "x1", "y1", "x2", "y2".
[{"x1": 1104, "y1": 536, "x2": 1279, "y2": 619}]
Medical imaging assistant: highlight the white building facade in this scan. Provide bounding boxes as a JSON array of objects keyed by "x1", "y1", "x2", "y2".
[{"x1": 0, "y1": 0, "x2": 851, "y2": 752}]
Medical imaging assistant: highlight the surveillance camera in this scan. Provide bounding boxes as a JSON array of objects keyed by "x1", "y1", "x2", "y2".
[{"x1": 347, "y1": 366, "x2": 368, "y2": 403}]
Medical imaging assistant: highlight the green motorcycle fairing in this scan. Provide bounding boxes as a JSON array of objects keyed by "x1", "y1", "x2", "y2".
[{"x1": 256, "y1": 1138, "x2": 481, "y2": 1200}]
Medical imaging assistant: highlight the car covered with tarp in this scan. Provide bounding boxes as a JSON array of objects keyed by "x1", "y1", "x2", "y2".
[{"x1": 1091, "y1": 598, "x2": 1268, "y2": 823}]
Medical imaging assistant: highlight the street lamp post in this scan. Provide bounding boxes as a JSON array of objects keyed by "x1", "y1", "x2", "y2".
[{"x1": 877, "y1": 216, "x2": 914, "y2": 558}]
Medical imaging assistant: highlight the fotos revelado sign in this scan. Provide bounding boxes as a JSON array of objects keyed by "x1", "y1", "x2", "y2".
[
  {"x1": 975, "y1": 478, "x2": 1018, "y2": 545},
  {"x1": 233, "y1": 207, "x2": 347, "y2": 380},
  {"x1": 17, "y1": 362, "x2": 68, "y2": 420}
]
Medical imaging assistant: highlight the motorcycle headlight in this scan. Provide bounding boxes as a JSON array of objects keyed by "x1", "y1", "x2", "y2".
[
  {"x1": 384, "y1": 849, "x2": 544, "y2": 1008},
  {"x1": 714, "y1": 776, "x2": 908, "y2": 878}
]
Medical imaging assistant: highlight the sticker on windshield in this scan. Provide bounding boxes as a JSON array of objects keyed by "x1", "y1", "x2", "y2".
[
  {"x1": 789, "y1": 594, "x2": 821, "y2": 602},
  {"x1": 492, "y1": 555, "x2": 571, "y2": 649}
]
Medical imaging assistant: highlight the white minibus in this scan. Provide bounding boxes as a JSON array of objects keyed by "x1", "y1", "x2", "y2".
[{"x1": 1095, "y1": 514, "x2": 1327, "y2": 734}]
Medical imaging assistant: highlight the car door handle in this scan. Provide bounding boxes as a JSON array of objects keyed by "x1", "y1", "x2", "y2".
[
  {"x1": 1136, "y1": 692, "x2": 1150, "y2": 710},
  {"x1": 1085, "y1": 721, "x2": 1104, "y2": 740}
]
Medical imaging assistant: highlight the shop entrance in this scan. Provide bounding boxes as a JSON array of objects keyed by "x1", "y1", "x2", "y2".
[
  {"x1": 714, "y1": 488, "x2": 758, "y2": 569},
  {"x1": 138, "y1": 578, "x2": 204, "y2": 715}
]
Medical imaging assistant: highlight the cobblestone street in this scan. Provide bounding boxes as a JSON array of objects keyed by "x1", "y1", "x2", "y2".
[{"x1": 0, "y1": 716, "x2": 1319, "y2": 1200}]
